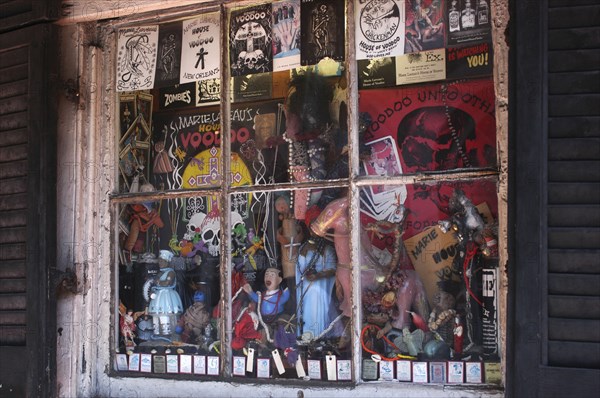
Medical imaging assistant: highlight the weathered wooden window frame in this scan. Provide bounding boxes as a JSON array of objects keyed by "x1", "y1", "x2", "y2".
[{"x1": 102, "y1": 0, "x2": 509, "y2": 385}]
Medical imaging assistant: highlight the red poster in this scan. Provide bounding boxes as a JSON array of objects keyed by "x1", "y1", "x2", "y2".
[{"x1": 359, "y1": 79, "x2": 498, "y2": 240}]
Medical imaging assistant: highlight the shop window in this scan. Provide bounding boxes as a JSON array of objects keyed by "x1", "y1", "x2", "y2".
[{"x1": 112, "y1": 0, "x2": 500, "y2": 385}]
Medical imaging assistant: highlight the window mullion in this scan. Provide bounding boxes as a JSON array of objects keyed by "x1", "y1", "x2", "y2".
[{"x1": 219, "y1": 3, "x2": 233, "y2": 379}]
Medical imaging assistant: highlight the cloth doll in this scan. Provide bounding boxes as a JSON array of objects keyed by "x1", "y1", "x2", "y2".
[{"x1": 243, "y1": 267, "x2": 290, "y2": 324}]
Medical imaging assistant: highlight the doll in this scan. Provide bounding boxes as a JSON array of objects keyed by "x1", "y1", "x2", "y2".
[
  {"x1": 177, "y1": 291, "x2": 210, "y2": 344},
  {"x1": 243, "y1": 268, "x2": 290, "y2": 324},
  {"x1": 148, "y1": 250, "x2": 184, "y2": 338}
]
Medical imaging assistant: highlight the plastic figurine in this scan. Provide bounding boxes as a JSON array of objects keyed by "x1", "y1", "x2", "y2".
[
  {"x1": 148, "y1": 250, "x2": 184, "y2": 338},
  {"x1": 119, "y1": 309, "x2": 137, "y2": 348},
  {"x1": 243, "y1": 268, "x2": 290, "y2": 324},
  {"x1": 453, "y1": 315, "x2": 464, "y2": 355},
  {"x1": 296, "y1": 237, "x2": 338, "y2": 340}
]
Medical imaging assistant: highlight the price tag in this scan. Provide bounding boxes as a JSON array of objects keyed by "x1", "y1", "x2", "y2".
[
  {"x1": 272, "y1": 349, "x2": 286, "y2": 375},
  {"x1": 296, "y1": 356, "x2": 306, "y2": 378},
  {"x1": 325, "y1": 355, "x2": 337, "y2": 381},
  {"x1": 246, "y1": 348, "x2": 255, "y2": 373}
]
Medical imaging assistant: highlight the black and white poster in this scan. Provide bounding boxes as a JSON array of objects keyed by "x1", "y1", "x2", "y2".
[
  {"x1": 154, "y1": 21, "x2": 182, "y2": 88},
  {"x1": 181, "y1": 14, "x2": 220, "y2": 83},
  {"x1": 196, "y1": 78, "x2": 221, "y2": 106},
  {"x1": 358, "y1": 57, "x2": 397, "y2": 89},
  {"x1": 300, "y1": 0, "x2": 345, "y2": 65},
  {"x1": 356, "y1": 0, "x2": 405, "y2": 60},
  {"x1": 272, "y1": 0, "x2": 301, "y2": 71},
  {"x1": 404, "y1": 0, "x2": 445, "y2": 54},
  {"x1": 446, "y1": 0, "x2": 491, "y2": 46},
  {"x1": 159, "y1": 83, "x2": 196, "y2": 110},
  {"x1": 230, "y1": 4, "x2": 273, "y2": 76},
  {"x1": 116, "y1": 26, "x2": 159, "y2": 92}
]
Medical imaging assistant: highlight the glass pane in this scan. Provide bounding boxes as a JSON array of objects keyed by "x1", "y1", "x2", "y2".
[
  {"x1": 116, "y1": 198, "x2": 222, "y2": 374},
  {"x1": 359, "y1": 179, "x2": 500, "y2": 380},
  {"x1": 230, "y1": 188, "x2": 352, "y2": 380},
  {"x1": 359, "y1": 78, "x2": 497, "y2": 174}
]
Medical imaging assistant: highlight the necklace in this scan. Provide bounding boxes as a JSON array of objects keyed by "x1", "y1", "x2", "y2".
[{"x1": 442, "y1": 83, "x2": 471, "y2": 168}]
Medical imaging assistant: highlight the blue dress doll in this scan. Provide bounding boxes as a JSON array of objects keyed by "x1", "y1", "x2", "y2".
[{"x1": 148, "y1": 251, "x2": 183, "y2": 337}]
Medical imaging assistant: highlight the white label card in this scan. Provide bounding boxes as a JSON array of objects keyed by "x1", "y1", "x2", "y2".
[
  {"x1": 396, "y1": 360, "x2": 412, "y2": 382},
  {"x1": 193, "y1": 355, "x2": 206, "y2": 375},
  {"x1": 412, "y1": 361, "x2": 428, "y2": 383},
  {"x1": 128, "y1": 354, "x2": 140, "y2": 371},
  {"x1": 140, "y1": 354, "x2": 152, "y2": 373},
  {"x1": 207, "y1": 356, "x2": 220, "y2": 376},
  {"x1": 166, "y1": 355, "x2": 179, "y2": 373},
  {"x1": 296, "y1": 356, "x2": 306, "y2": 378},
  {"x1": 116, "y1": 354, "x2": 128, "y2": 371},
  {"x1": 257, "y1": 358, "x2": 270, "y2": 378},
  {"x1": 379, "y1": 360, "x2": 394, "y2": 381},
  {"x1": 307, "y1": 359, "x2": 321, "y2": 380},
  {"x1": 246, "y1": 348, "x2": 255, "y2": 373},
  {"x1": 337, "y1": 360, "x2": 351, "y2": 381},
  {"x1": 233, "y1": 356, "x2": 246, "y2": 376},
  {"x1": 180, "y1": 355, "x2": 192, "y2": 374},
  {"x1": 272, "y1": 349, "x2": 286, "y2": 375},
  {"x1": 326, "y1": 355, "x2": 337, "y2": 381}
]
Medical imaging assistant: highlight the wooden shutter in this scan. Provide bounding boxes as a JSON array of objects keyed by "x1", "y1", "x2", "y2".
[
  {"x1": 0, "y1": 22, "x2": 57, "y2": 397},
  {"x1": 511, "y1": 0, "x2": 600, "y2": 396}
]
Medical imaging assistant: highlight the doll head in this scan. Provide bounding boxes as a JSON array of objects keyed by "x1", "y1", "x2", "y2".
[{"x1": 263, "y1": 267, "x2": 283, "y2": 292}]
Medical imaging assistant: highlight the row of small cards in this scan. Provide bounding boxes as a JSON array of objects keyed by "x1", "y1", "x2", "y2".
[
  {"x1": 363, "y1": 359, "x2": 499, "y2": 384},
  {"x1": 115, "y1": 353, "x2": 220, "y2": 375},
  {"x1": 233, "y1": 349, "x2": 351, "y2": 380}
]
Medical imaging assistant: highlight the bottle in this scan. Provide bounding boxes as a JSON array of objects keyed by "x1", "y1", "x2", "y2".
[
  {"x1": 449, "y1": 1, "x2": 460, "y2": 32},
  {"x1": 478, "y1": 0, "x2": 489, "y2": 25},
  {"x1": 461, "y1": 0, "x2": 476, "y2": 29}
]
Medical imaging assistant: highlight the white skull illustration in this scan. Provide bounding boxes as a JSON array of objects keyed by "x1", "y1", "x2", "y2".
[
  {"x1": 201, "y1": 214, "x2": 220, "y2": 257},
  {"x1": 184, "y1": 211, "x2": 206, "y2": 241}
]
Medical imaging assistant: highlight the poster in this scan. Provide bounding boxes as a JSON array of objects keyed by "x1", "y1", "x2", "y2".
[
  {"x1": 395, "y1": 48, "x2": 446, "y2": 85},
  {"x1": 356, "y1": 0, "x2": 405, "y2": 60},
  {"x1": 181, "y1": 14, "x2": 220, "y2": 83},
  {"x1": 272, "y1": 0, "x2": 301, "y2": 71},
  {"x1": 159, "y1": 83, "x2": 196, "y2": 110},
  {"x1": 116, "y1": 25, "x2": 159, "y2": 92},
  {"x1": 196, "y1": 78, "x2": 221, "y2": 106},
  {"x1": 404, "y1": 0, "x2": 445, "y2": 54},
  {"x1": 230, "y1": 4, "x2": 274, "y2": 76},
  {"x1": 358, "y1": 57, "x2": 397, "y2": 89},
  {"x1": 154, "y1": 21, "x2": 183, "y2": 88},
  {"x1": 446, "y1": 42, "x2": 493, "y2": 79},
  {"x1": 300, "y1": 0, "x2": 345, "y2": 65},
  {"x1": 446, "y1": 0, "x2": 491, "y2": 46},
  {"x1": 232, "y1": 73, "x2": 273, "y2": 103}
]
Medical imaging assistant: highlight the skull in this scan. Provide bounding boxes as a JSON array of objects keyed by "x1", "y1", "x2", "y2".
[
  {"x1": 231, "y1": 211, "x2": 244, "y2": 234},
  {"x1": 201, "y1": 214, "x2": 220, "y2": 256},
  {"x1": 244, "y1": 51, "x2": 258, "y2": 70},
  {"x1": 185, "y1": 212, "x2": 206, "y2": 241},
  {"x1": 238, "y1": 51, "x2": 247, "y2": 68}
]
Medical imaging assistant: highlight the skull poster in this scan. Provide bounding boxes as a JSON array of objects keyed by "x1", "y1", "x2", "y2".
[
  {"x1": 230, "y1": 4, "x2": 273, "y2": 76},
  {"x1": 359, "y1": 79, "x2": 498, "y2": 239},
  {"x1": 180, "y1": 14, "x2": 221, "y2": 84},
  {"x1": 300, "y1": 0, "x2": 346, "y2": 65}
]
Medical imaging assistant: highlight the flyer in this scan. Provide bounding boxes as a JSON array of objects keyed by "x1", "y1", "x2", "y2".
[
  {"x1": 446, "y1": 0, "x2": 491, "y2": 46},
  {"x1": 180, "y1": 14, "x2": 220, "y2": 83},
  {"x1": 272, "y1": 0, "x2": 301, "y2": 71},
  {"x1": 154, "y1": 21, "x2": 183, "y2": 88},
  {"x1": 116, "y1": 25, "x2": 159, "y2": 92},
  {"x1": 300, "y1": 0, "x2": 345, "y2": 65},
  {"x1": 356, "y1": 0, "x2": 406, "y2": 60},
  {"x1": 230, "y1": 4, "x2": 274, "y2": 76},
  {"x1": 395, "y1": 48, "x2": 446, "y2": 85}
]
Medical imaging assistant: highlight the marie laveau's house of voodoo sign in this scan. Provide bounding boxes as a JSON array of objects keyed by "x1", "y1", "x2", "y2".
[{"x1": 112, "y1": 0, "x2": 501, "y2": 385}]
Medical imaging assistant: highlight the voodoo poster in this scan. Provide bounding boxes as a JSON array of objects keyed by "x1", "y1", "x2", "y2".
[
  {"x1": 158, "y1": 83, "x2": 196, "y2": 110},
  {"x1": 116, "y1": 25, "x2": 159, "y2": 92},
  {"x1": 154, "y1": 21, "x2": 182, "y2": 88},
  {"x1": 404, "y1": 0, "x2": 445, "y2": 54},
  {"x1": 358, "y1": 57, "x2": 397, "y2": 89},
  {"x1": 230, "y1": 4, "x2": 274, "y2": 76},
  {"x1": 300, "y1": 0, "x2": 345, "y2": 65},
  {"x1": 355, "y1": 0, "x2": 406, "y2": 60},
  {"x1": 180, "y1": 14, "x2": 221, "y2": 84},
  {"x1": 359, "y1": 78, "x2": 497, "y2": 174},
  {"x1": 272, "y1": 0, "x2": 301, "y2": 71},
  {"x1": 446, "y1": 0, "x2": 491, "y2": 46}
]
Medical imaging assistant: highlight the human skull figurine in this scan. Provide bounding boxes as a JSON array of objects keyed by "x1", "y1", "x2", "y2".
[
  {"x1": 238, "y1": 51, "x2": 247, "y2": 68},
  {"x1": 184, "y1": 211, "x2": 206, "y2": 241}
]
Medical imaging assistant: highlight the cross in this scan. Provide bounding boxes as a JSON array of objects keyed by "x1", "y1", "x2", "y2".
[
  {"x1": 196, "y1": 47, "x2": 208, "y2": 69},
  {"x1": 283, "y1": 236, "x2": 302, "y2": 261}
]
